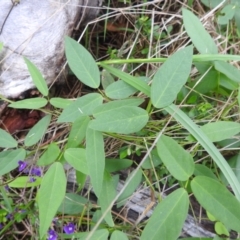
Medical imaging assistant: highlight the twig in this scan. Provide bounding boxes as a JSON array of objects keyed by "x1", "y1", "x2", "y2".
[{"x1": 0, "y1": 0, "x2": 20, "y2": 35}]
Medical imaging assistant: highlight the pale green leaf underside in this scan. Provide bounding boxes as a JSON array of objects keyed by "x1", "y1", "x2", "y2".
[
  {"x1": 151, "y1": 45, "x2": 193, "y2": 108},
  {"x1": 38, "y1": 163, "x2": 66, "y2": 238},
  {"x1": 65, "y1": 36, "x2": 100, "y2": 88},
  {"x1": 157, "y1": 135, "x2": 194, "y2": 181},
  {"x1": 9, "y1": 98, "x2": 47, "y2": 109},
  {"x1": 0, "y1": 129, "x2": 18, "y2": 148},
  {"x1": 140, "y1": 188, "x2": 189, "y2": 240},
  {"x1": 24, "y1": 57, "x2": 48, "y2": 96},
  {"x1": 191, "y1": 176, "x2": 240, "y2": 232},
  {"x1": 182, "y1": 8, "x2": 218, "y2": 54},
  {"x1": 86, "y1": 128, "x2": 105, "y2": 198},
  {"x1": 24, "y1": 115, "x2": 51, "y2": 147},
  {"x1": 201, "y1": 121, "x2": 240, "y2": 142}
]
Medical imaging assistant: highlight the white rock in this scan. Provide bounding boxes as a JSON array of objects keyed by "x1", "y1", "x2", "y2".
[{"x1": 0, "y1": 0, "x2": 101, "y2": 98}]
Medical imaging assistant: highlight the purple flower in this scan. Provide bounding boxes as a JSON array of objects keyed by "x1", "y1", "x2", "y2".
[
  {"x1": 4, "y1": 185, "x2": 9, "y2": 191},
  {"x1": 6, "y1": 213, "x2": 13, "y2": 220},
  {"x1": 0, "y1": 223, "x2": 3, "y2": 229},
  {"x1": 30, "y1": 167, "x2": 42, "y2": 177},
  {"x1": 63, "y1": 222, "x2": 75, "y2": 234},
  {"x1": 18, "y1": 161, "x2": 27, "y2": 172},
  {"x1": 29, "y1": 177, "x2": 36, "y2": 183},
  {"x1": 48, "y1": 229, "x2": 57, "y2": 240}
]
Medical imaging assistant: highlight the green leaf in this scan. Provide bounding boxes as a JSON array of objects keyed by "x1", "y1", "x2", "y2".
[
  {"x1": 111, "y1": 230, "x2": 128, "y2": 240},
  {"x1": 142, "y1": 148, "x2": 162, "y2": 170},
  {"x1": 117, "y1": 169, "x2": 142, "y2": 207},
  {"x1": 101, "y1": 69, "x2": 115, "y2": 90},
  {"x1": 64, "y1": 148, "x2": 89, "y2": 175},
  {"x1": 106, "y1": 80, "x2": 139, "y2": 99},
  {"x1": 215, "y1": 221, "x2": 229, "y2": 236},
  {"x1": 89, "y1": 106, "x2": 149, "y2": 134},
  {"x1": 0, "y1": 129, "x2": 18, "y2": 148},
  {"x1": 140, "y1": 188, "x2": 189, "y2": 240},
  {"x1": 24, "y1": 57, "x2": 48, "y2": 96},
  {"x1": 219, "y1": 72, "x2": 238, "y2": 90},
  {"x1": 8, "y1": 176, "x2": 41, "y2": 188},
  {"x1": 201, "y1": 121, "x2": 240, "y2": 142},
  {"x1": 214, "y1": 61, "x2": 240, "y2": 83},
  {"x1": 165, "y1": 104, "x2": 240, "y2": 200},
  {"x1": 38, "y1": 162, "x2": 66, "y2": 238},
  {"x1": 0, "y1": 149, "x2": 26, "y2": 177},
  {"x1": 157, "y1": 135, "x2": 194, "y2": 181},
  {"x1": 93, "y1": 98, "x2": 144, "y2": 117},
  {"x1": 191, "y1": 176, "x2": 240, "y2": 232},
  {"x1": 182, "y1": 8, "x2": 218, "y2": 54},
  {"x1": 58, "y1": 193, "x2": 89, "y2": 214},
  {"x1": 0, "y1": 42, "x2": 3, "y2": 52},
  {"x1": 100, "y1": 63, "x2": 151, "y2": 96},
  {"x1": 65, "y1": 36, "x2": 100, "y2": 88},
  {"x1": 9, "y1": 98, "x2": 47, "y2": 109},
  {"x1": 105, "y1": 159, "x2": 133, "y2": 172},
  {"x1": 24, "y1": 115, "x2": 51, "y2": 147},
  {"x1": 217, "y1": 4, "x2": 235, "y2": 25},
  {"x1": 86, "y1": 128, "x2": 105, "y2": 198},
  {"x1": 98, "y1": 172, "x2": 117, "y2": 227},
  {"x1": 151, "y1": 45, "x2": 193, "y2": 108},
  {"x1": 50, "y1": 98, "x2": 72, "y2": 109},
  {"x1": 66, "y1": 116, "x2": 90, "y2": 148},
  {"x1": 37, "y1": 143, "x2": 60, "y2": 166},
  {"x1": 194, "y1": 164, "x2": 218, "y2": 180},
  {"x1": 57, "y1": 93, "x2": 103, "y2": 123},
  {"x1": 61, "y1": 229, "x2": 109, "y2": 240}
]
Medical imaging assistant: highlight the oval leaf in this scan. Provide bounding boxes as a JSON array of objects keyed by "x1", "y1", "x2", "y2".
[
  {"x1": 9, "y1": 98, "x2": 47, "y2": 109},
  {"x1": 86, "y1": 128, "x2": 105, "y2": 198},
  {"x1": 151, "y1": 45, "x2": 193, "y2": 108},
  {"x1": 8, "y1": 176, "x2": 41, "y2": 188},
  {"x1": 64, "y1": 148, "x2": 89, "y2": 175},
  {"x1": 157, "y1": 135, "x2": 194, "y2": 181},
  {"x1": 50, "y1": 98, "x2": 72, "y2": 109},
  {"x1": 57, "y1": 93, "x2": 103, "y2": 123},
  {"x1": 111, "y1": 230, "x2": 128, "y2": 240},
  {"x1": 66, "y1": 116, "x2": 90, "y2": 148},
  {"x1": 65, "y1": 36, "x2": 100, "y2": 88},
  {"x1": 24, "y1": 57, "x2": 48, "y2": 96},
  {"x1": 140, "y1": 188, "x2": 189, "y2": 240},
  {"x1": 214, "y1": 61, "x2": 240, "y2": 83},
  {"x1": 58, "y1": 193, "x2": 89, "y2": 214},
  {"x1": 191, "y1": 176, "x2": 240, "y2": 232},
  {"x1": 117, "y1": 169, "x2": 142, "y2": 207},
  {"x1": 24, "y1": 115, "x2": 51, "y2": 147},
  {"x1": 0, "y1": 149, "x2": 26, "y2": 177},
  {"x1": 201, "y1": 121, "x2": 240, "y2": 142},
  {"x1": 98, "y1": 172, "x2": 117, "y2": 227},
  {"x1": 37, "y1": 143, "x2": 60, "y2": 166},
  {"x1": 106, "y1": 80, "x2": 138, "y2": 99},
  {"x1": 38, "y1": 162, "x2": 66, "y2": 238},
  {"x1": 89, "y1": 106, "x2": 149, "y2": 134},
  {"x1": 0, "y1": 129, "x2": 18, "y2": 148},
  {"x1": 182, "y1": 8, "x2": 218, "y2": 54}
]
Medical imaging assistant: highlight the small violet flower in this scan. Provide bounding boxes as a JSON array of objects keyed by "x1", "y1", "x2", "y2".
[
  {"x1": 6, "y1": 213, "x2": 13, "y2": 220},
  {"x1": 18, "y1": 161, "x2": 27, "y2": 172},
  {"x1": 31, "y1": 167, "x2": 42, "y2": 177},
  {"x1": 63, "y1": 222, "x2": 75, "y2": 234},
  {"x1": 0, "y1": 223, "x2": 3, "y2": 229},
  {"x1": 48, "y1": 229, "x2": 58, "y2": 240},
  {"x1": 29, "y1": 177, "x2": 36, "y2": 183}
]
